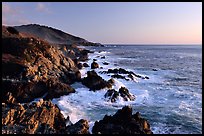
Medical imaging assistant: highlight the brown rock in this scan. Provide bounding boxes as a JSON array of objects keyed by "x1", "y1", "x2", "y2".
[
  {"x1": 91, "y1": 61, "x2": 99, "y2": 69},
  {"x1": 45, "y1": 80, "x2": 75, "y2": 100},
  {"x1": 82, "y1": 70, "x2": 112, "y2": 91},
  {"x1": 66, "y1": 119, "x2": 90, "y2": 134},
  {"x1": 92, "y1": 106, "x2": 153, "y2": 134},
  {"x1": 2, "y1": 100, "x2": 66, "y2": 134}
]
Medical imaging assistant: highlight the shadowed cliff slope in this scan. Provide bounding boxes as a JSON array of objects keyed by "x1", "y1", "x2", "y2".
[{"x1": 14, "y1": 24, "x2": 103, "y2": 46}]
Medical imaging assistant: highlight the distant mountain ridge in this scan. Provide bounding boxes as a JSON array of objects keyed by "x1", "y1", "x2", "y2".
[{"x1": 14, "y1": 24, "x2": 102, "y2": 46}]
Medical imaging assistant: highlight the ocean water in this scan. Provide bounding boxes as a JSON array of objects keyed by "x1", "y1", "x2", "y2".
[{"x1": 52, "y1": 45, "x2": 202, "y2": 134}]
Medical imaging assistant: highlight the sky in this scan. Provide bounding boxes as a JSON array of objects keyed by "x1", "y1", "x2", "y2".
[{"x1": 2, "y1": 2, "x2": 202, "y2": 44}]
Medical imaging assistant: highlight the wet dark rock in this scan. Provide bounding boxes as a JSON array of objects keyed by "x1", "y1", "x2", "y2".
[
  {"x1": 108, "y1": 78, "x2": 115, "y2": 85},
  {"x1": 92, "y1": 106, "x2": 153, "y2": 134},
  {"x1": 66, "y1": 119, "x2": 90, "y2": 134},
  {"x1": 44, "y1": 79, "x2": 75, "y2": 100},
  {"x1": 111, "y1": 74, "x2": 129, "y2": 81},
  {"x1": 82, "y1": 70, "x2": 112, "y2": 91},
  {"x1": 145, "y1": 76, "x2": 149, "y2": 79},
  {"x1": 91, "y1": 61, "x2": 99, "y2": 69},
  {"x1": 101, "y1": 68, "x2": 149, "y2": 80},
  {"x1": 83, "y1": 63, "x2": 89, "y2": 67},
  {"x1": 77, "y1": 63, "x2": 83, "y2": 69},
  {"x1": 104, "y1": 89, "x2": 119, "y2": 102},
  {"x1": 128, "y1": 74, "x2": 134, "y2": 80},
  {"x1": 104, "y1": 87, "x2": 135, "y2": 102},
  {"x1": 2, "y1": 78, "x2": 76, "y2": 103},
  {"x1": 93, "y1": 59, "x2": 97, "y2": 61},
  {"x1": 2, "y1": 92, "x2": 17, "y2": 104},
  {"x1": 75, "y1": 71, "x2": 82, "y2": 81},
  {"x1": 106, "y1": 68, "x2": 132, "y2": 74},
  {"x1": 119, "y1": 87, "x2": 135, "y2": 101},
  {"x1": 65, "y1": 70, "x2": 81, "y2": 83},
  {"x1": 78, "y1": 50, "x2": 89, "y2": 61},
  {"x1": 103, "y1": 62, "x2": 109, "y2": 65},
  {"x1": 2, "y1": 80, "x2": 48, "y2": 103},
  {"x1": 65, "y1": 116, "x2": 73, "y2": 126},
  {"x1": 35, "y1": 123, "x2": 57, "y2": 134},
  {"x1": 152, "y1": 68, "x2": 158, "y2": 71},
  {"x1": 101, "y1": 56, "x2": 105, "y2": 59}
]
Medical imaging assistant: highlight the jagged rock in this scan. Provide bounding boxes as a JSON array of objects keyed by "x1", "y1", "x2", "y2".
[
  {"x1": 91, "y1": 61, "x2": 99, "y2": 69},
  {"x1": 103, "y1": 62, "x2": 109, "y2": 65},
  {"x1": 2, "y1": 25, "x2": 79, "y2": 84},
  {"x1": 108, "y1": 78, "x2": 115, "y2": 85},
  {"x1": 83, "y1": 63, "x2": 89, "y2": 67},
  {"x1": 35, "y1": 123, "x2": 57, "y2": 134},
  {"x1": 111, "y1": 74, "x2": 129, "y2": 81},
  {"x1": 2, "y1": 124, "x2": 25, "y2": 134},
  {"x1": 127, "y1": 74, "x2": 134, "y2": 80},
  {"x1": 77, "y1": 63, "x2": 83, "y2": 69},
  {"x1": 104, "y1": 89, "x2": 119, "y2": 102},
  {"x1": 78, "y1": 50, "x2": 90, "y2": 61},
  {"x1": 92, "y1": 106, "x2": 153, "y2": 134},
  {"x1": 101, "y1": 56, "x2": 105, "y2": 59},
  {"x1": 145, "y1": 76, "x2": 149, "y2": 79},
  {"x1": 2, "y1": 80, "x2": 48, "y2": 103},
  {"x1": 119, "y1": 87, "x2": 135, "y2": 101},
  {"x1": 100, "y1": 68, "x2": 149, "y2": 80},
  {"x1": 2, "y1": 92, "x2": 17, "y2": 104},
  {"x1": 44, "y1": 79, "x2": 75, "y2": 100},
  {"x1": 82, "y1": 70, "x2": 112, "y2": 91},
  {"x1": 2, "y1": 100, "x2": 66, "y2": 134},
  {"x1": 65, "y1": 70, "x2": 81, "y2": 83},
  {"x1": 152, "y1": 68, "x2": 158, "y2": 71},
  {"x1": 104, "y1": 87, "x2": 135, "y2": 102},
  {"x1": 66, "y1": 119, "x2": 90, "y2": 134}
]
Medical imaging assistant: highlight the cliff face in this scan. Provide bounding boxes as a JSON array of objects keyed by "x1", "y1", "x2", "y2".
[
  {"x1": 2, "y1": 26, "x2": 81, "y2": 103},
  {"x1": 14, "y1": 24, "x2": 103, "y2": 46},
  {"x1": 2, "y1": 25, "x2": 153, "y2": 134}
]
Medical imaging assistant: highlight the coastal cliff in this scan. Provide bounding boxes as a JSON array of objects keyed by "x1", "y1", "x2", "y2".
[
  {"x1": 2, "y1": 25, "x2": 153, "y2": 134},
  {"x1": 14, "y1": 24, "x2": 103, "y2": 46}
]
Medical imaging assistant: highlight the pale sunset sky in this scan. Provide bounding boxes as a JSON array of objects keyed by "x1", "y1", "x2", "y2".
[{"x1": 2, "y1": 2, "x2": 202, "y2": 44}]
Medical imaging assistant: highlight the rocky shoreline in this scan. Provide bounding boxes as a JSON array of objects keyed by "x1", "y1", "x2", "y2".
[{"x1": 2, "y1": 26, "x2": 153, "y2": 134}]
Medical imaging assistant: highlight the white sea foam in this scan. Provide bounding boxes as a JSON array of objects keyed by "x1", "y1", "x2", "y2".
[{"x1": 52, "y1": 50, "x2": 153, "y2": 127}]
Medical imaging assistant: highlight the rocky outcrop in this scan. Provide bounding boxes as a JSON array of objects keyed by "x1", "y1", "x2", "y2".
[
  {"x1": 92, "y1": 106, "x2": 153, "y2": 134},
  {"x1": 66, "y1": 119, "x2": 90, "y2": 134},
  {"x1": 77, "y1": 63, "x2": 83, "y2": 69},
  {"x1": 2, "y1": 26, "x2": 80, "y2": 103},
  {"x1": 2, "y1": 99, "x2": 66, "y2": 134},
  {"x1": 83, "y1": 63, "x2": 89, "y2": 67},
  {"x1": 104, "y1": 89, "x2": 119, "y2": 102},
  {"x1": 105, "y1": 87, "x2": 135, "y2": 102},
  {"x1": 2, "y1": 26, "x2": 80, "y2": 83},
  {"x1": 82, "y1": 71, "x2": 112, "y2": 91},
  {"x1": 44, "y1": 78, "x2": 76, "y2": 100},
  {"x1": 102, "y1": 62, "x2": 109, "y2": 65},
  {"x1": 111, "y1": 74, "x2": 129, "y2": 81},
  {"x1": 100, "y1": 68, "x2": 149, "y2": 80},
  {"x1": 2, "y1": 80, "x2": 48, "y2": 103},
  {"x1": 119, "y1": 87, "x2": 135, "y2": 101},
  {"x1": 91, "y1": 61, "x2": 99, "y2": 69}
]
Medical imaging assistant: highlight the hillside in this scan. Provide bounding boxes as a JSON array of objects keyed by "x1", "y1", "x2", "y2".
[{"x1": 14, "y1": 24, "x2": 102, "y2": 46}]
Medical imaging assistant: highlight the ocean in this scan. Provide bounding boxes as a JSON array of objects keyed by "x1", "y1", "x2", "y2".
[{"x1": 52, "y1": 45, "x2": 202, "y2": 134}]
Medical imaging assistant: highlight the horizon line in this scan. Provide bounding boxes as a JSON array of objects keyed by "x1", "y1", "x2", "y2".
[{"x1": 102, "y1": 43, "x2": 202, "y2": 45}]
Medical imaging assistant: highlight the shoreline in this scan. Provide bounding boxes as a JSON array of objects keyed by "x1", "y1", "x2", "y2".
[{"x1": 2, "y1": 38, "x2": 153, "y2": 134}]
